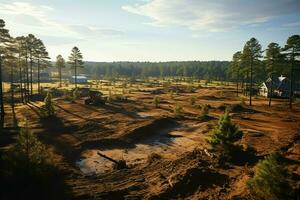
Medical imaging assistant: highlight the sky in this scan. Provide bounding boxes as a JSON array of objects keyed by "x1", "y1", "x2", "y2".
[{"x1": 0, "y1": 0, "x2": 300, "y2": 62}]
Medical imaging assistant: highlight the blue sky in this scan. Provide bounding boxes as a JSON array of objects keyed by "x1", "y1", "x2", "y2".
[{"x1": 0, "y1": 0, "x2": 300, "y2": 61}]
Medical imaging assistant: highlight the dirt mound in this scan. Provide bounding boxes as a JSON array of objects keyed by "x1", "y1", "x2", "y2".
[
  {"x1": 122, "y1": 117, "x2": 179, "y2": 143},
  {"x1": 218, "y1": 103, "x2": 259, "y2": 113}
]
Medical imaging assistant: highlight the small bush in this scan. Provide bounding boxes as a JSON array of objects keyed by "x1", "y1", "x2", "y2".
[
  {"x1": 240, "y1": 97, "x2": 246, "y2": 106},
  {"x1": 200, "y1": 104, "x2": 210, "y2": 117},
  {"x1": 107, "y1": 89, "x2": 113, "y2": 102},
  {"x1": 247, "y1": 153, "x2": 293, "y2": 200},
  {"x1": 11, "y1": 121, "x2": 47, "y2": 166},
  {"x1": 72, "y1": 88, "x2": 79, "y2": 102},
  {"x1": 44, "y1": 92, "x2": 55, "y2": 117},
  {"x1": 174, "y1": 104, "x2": 184, "y2": 118},
  {"x1": 62, "y1": 90, "x2": 73, "y2": 101},
  {"x1": 169, "y1": 91, "x2": 174, "y2": 99},
  {"x1": 189, "y1": 96, "x2": 196, "y2": 106},
  {"x1": 206, "y1": 110, "x2": 243, "y2": 160},
  {"x1": 1, "y1": 122, "x2": 69, "y2": 199},
  {"x1": 153, "y1": 96, "x2": 160, "y2": 108},
  {"x1": 147, "y1": 153, "x2": 162, "y2": 164}
]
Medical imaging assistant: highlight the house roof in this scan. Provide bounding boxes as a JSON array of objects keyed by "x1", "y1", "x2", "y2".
[
  {"x1": 264, "y1": 75, "x2": 300, "y2": 91},
  {"x1": 71, "y1": 75, "x2": 88, "y2": 79}
]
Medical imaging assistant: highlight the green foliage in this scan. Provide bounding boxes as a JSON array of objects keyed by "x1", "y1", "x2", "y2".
[
  {"x1": 169, "y1": 91, "x2": 174, "y2": 99},
  {"x1": 72, "y1": 88, "x2": 79, "y2": 101},
  {"x1": 240, "y1": 96, "x2": 246, "y2": 106},
  {"x1": 44, "y1": 92, "x2": 55, "y2": 117},
  {"x1": 247, "y1": 153, "x2": 293, "y2": 200},
  {"x1": 200, "y1": 104, "x2": 210, "y2": 117},
  {"x1": 11, "y1": 121, "x2": 47, "y2": 166},
  {"x1": 107, "y1": 89, "x2": 113, "y2": 102},
  {"x1": 62, "y1": 90, "x2": 73, "y2": 101},
  {"x1": 205, "y1": 79, "x2": 209, "y2": 86},
  {"x1": 153, "y1": 96, "x2": 160, "y2": 108},
  {"x1": 207, "y1": 110, "x2": 243, "y2": 159},
  {"x1": 1, "y1": 122, "x2": 70, "y2": 199},
  {"x1": 189, "y1": 96, "x2": 196, "y2": 106},
  {"x1": 174, "y1": 104, "x2": 183, "y2": 118}
]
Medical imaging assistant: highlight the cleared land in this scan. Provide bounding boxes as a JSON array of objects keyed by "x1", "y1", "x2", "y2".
[{"x1": 1, "y1": 80, "x2": 300, "y2": 199}]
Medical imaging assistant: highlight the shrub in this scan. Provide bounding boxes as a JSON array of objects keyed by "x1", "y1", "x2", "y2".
[
  {"x1": 147, "y1": 153, "x2": 162, "y2": 164},
  {"x1": 189, "y1": 96, "x2": 196, "y2": 106},
  {"x1": 153, "y1": 96, "x2": 160, "y2": 108},
  {"x1": 62, "y1": 90, "x2": 73, "y2": 101},
  {"x1": 169, "y1": 91, "x2": 174, "y2": 99},
  {"x1": 107, "y1": 89, "x2": 113, "y2": 102},
  {"x1": 11, "y1": 121, "x2": 47, "y2": 166},
  {"x1": 247, "y1": 153, "x2": 293, "y2": 200},
  {"x1": 1, "y1": 122, "x2": 70, "y2": 199},
  {"x1": 72, "y1": 88, "x2": 79, "y2": 102},
  {"x1": 240, "y1": 97, "x2": 246, "y2": 106},
  {"x1": 44, "y1": 92, "x2": 55, "y2": 117},
  {"x1": 206, "y1": 110, "x2": 243, "y2": 160},
  {"x1": 174, "y1": 104, "x2": 184, "y2": 118},
  {"x1": 200, "y1": 104, "x2": 210, "y2": 117}
]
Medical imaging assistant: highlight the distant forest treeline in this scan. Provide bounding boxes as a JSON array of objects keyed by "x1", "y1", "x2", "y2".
[{"x1": 83, "y1": 61, "x2": 230, "y2": 81}]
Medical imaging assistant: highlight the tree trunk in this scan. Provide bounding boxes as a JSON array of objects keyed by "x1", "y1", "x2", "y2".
[
  {"x1": 236, "y1": 70, "x2": 239, "y2": 97},
  {"x1": 10, "y1": 63, "x2": 14, "y2": 109},
  {"x1": 26, "y1": 55, "x2": 30, "y2": 103},
  {"x1": 59, "y1": 66, "x2": 61, "y2": 87},
  {"x1": 268, "y1": 63, "x2": 273, "y2": 107},
  {"x1": 250, "y1": 60, "x2": 253, "y2": 106},
  {"x1": 0, "y1": 56, "x2": 4, "y2": 126},
  {"x1": 19, "y1": 58, "x2": 24, "y2": 103},
  {"x1": 289, "y1": 55, "x2": 294, "y2": 109},
  {"x1": 37, "y1": 58, "x2": 40, "y2": 94},
  {"x1": 30, "y1": 56, "x2": 33, "y2": 98},
  {"x1": 74, "y1": 62, "x2": 77, "y2": 88}
]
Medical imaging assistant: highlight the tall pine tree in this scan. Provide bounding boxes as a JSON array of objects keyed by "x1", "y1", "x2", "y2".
[
  {"x1": 282, "y1": 35, "x2": 300, "y2": 109},
  {"x1": 68, "y1": 47, "x2": 84, "y2": 88},
  {"x1": 242, "y1": 38, "x2": 262, "y2": 106},
  {"x1": 0, "y1": 19, "x2": 11, "y2": 126}
]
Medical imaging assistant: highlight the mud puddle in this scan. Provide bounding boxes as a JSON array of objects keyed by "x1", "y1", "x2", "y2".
[{"x1": 77, "y1": 122, "x2": 207, "y2": 175}]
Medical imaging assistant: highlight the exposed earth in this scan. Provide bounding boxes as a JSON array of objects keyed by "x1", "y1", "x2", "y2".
[{"x1": 1, "y1": 83, "x2": 300, "y2": 199}]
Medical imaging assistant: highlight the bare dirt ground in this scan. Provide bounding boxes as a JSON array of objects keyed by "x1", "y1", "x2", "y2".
[{"x1": 2, "y1": 84, "x2": 300, "y2": 199}]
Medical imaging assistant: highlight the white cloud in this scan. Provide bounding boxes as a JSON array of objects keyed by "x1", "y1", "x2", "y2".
[
  {"x1": 122, "y1": 0, "x2": 300, "y2": 32},
  {"x1": 0, "y1": 2, "x2": 123, "y2": 40}
]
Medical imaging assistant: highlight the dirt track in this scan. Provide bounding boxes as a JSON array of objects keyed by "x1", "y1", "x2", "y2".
[{"x1": 4, "y1": 86, "x2": 300, "y2": 199}]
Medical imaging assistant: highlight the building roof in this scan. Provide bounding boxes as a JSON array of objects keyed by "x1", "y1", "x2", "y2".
[
  {"x1": 264, "y1": 75, "x2": 300, "y2": 91},
  {"x1": 71, "y1": 75, "x2": 88, "y2": 79}
]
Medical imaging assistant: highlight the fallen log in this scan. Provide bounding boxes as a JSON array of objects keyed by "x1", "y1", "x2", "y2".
[{"x1": 97, "y1": 151, "x2": 128, "y2": 169}]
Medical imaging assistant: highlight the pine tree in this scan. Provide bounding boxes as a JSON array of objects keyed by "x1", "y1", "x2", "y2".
[
  {"x1": 207, "y1": 110, "x2": 243, "y2": 159},
  {"x1": 15, "y1": 36, "x2": 28, "y2": 103},
  {"x1": 282, "y1": 35, "x2": 300, "y2": 109},
  {"x1": 56, "y1": 55, "x2": 65, "y2": 87},
  {"x1": 242, "y1": 38, "x2": 262, "y2": 106},
  {"x1": 26, "y1": 34, "x2": 37, "y2": 98},
  {"x1": 0, "y1": 19, "x2": 12, "y2": 126},
  {"x1": 12, "y1": 120, "x2": 47, "y2": 166},
  {"x1": 3, "y1": 38, "x2": 18, "y2": 111},
  {"x1": 229, "y1": 51, "x2": 242, "y2": 96},
  {"x1": 68, "y1": 47, "x2": 84, "y2": 88},
  {"x1": 35, "y1": 39, "x2": 49, "y2": 94},
  {"x1": 247, "y1": 153, "x2": 293, "y2": 200},
  {"x1": 153, "y1": 96, "x2": 160, "y2": 108},
  {"x1": 44, "y1": 92, "x2": 55, "y2": 117},
  {"x1": 265, "y1": 43, "x2": 283, "y2": 107}
]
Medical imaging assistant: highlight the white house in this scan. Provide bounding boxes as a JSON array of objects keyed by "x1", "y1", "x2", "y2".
[
  {"x1": 70, "y1": 75, "x2": 88, "y2": 84},
  {"x1": 259, "y1": 75, "x2": 300, "y2": 98}
]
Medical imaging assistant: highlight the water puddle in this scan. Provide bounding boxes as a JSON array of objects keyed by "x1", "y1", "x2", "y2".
[{"x1": 77, "y1": 125, "x2": 207, "y2": 175}]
